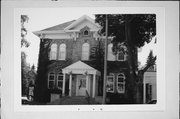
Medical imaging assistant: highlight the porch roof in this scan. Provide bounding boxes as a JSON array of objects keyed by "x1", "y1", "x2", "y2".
[{"x1": 62, "y1": 61, "x2": 101, "y2": 76}]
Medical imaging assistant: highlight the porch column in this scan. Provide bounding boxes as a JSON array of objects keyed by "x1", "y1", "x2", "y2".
[
  {"x1": 92, "y1": 74, "x2": 96, "y2": 98},
  {"x1": 86, "y1": 74, "x2": 88, "y2": 94},
  {"x1": 62, "y1": 73, "x2": 66, "y2": 96},
  {"x1": 69, "y1": 74, "x2": 72, "y2": 96},
  {"x1": 143, "y1": 79, "x2": 146, "y2": 104}
]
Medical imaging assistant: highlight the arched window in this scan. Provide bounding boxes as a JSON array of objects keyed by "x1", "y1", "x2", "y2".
[
  {"x1": 48, "y1": 72, "x2": 55, "y2": 89},
  {"x1": 50, "y1": 43, "x2": 57, "y2": 60},
  {"x1": 83, "y1": 30, "x2": 89, "y2": 36},
  {"x1": 117, "y1": 73, "x2": 126, "y2": 93},
  {"x1": 117, "y1": 45, "x2": 127, "y2": 61},
  {"x1": 59, "y1": 43, "x2": 66, "y2": 60},
  {"x1": 117, "y1": 51, "x2": 125, "y2": 61},
  {"x1": 107, "y1": 43, "x2": 115, "y2": 61},
  {"x1": 82, "y1": 43, "x2": 89, "y2": 60},
  {"x1": 106, "y1": 73, "x2": 115, "y2": 93}
]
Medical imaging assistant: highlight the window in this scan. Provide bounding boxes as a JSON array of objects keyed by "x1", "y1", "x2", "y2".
[
  {"x1": 107, "y1": 43, "x2": 115, "y2": 61},
  {"x1": 82, "y1": 43, "x2": 89, "y2": 60},
  {"x1": 117, "y1": 73, "x2": 125, "y2": 93},
  {"x1": 50, "y1": 43, "x2": 57, "y2": 60},
  {"x1": 59, "y1": 43, "x2": 66, "y2": 60},
  {"x1": 117, "y1": 51, "x2": 125, "y2": 61},
  {"x1": 57, "y1": 73, "x2": 63, "y2": 90},
  {"x1": 48, "y1": 72, "x2": 55, "y2": 89},
  {"x1": 146, "y1": 83, "x2": 152, "y2": 103},
  {"x1": 117, "y1": 45, "x2": 127, "y2": 61},
  {"x1": 83, "y1": 30, "x2": 89, "y2": 36},
  {"x1": 106, "y1": 74, "x2": 114, "y2": 93}
]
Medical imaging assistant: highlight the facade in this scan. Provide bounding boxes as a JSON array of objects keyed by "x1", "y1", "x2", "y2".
[
  {"x1": 34, "y1": 15, "x2": 132, "y2": 102},
  {"x1": 143, "y1": 65, "x2": 157, "y2": 103}
]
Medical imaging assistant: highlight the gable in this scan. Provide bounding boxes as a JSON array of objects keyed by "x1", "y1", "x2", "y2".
[
  {"x1": 68, "y1": 19, "x2": 100, "y2": 31},
  {"x1": 63, "y1": 61, "x2": 96, "y2": 71},
  {"x1": 33, "y1": 15, "x2": 101, "y2": 39},
  {"x1": 64, "y1": 15, "x2": 101, "y2": 32}
]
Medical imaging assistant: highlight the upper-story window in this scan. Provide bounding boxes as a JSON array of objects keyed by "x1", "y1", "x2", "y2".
[
  {"x1": 106, "y1": 73, "x2": 115, "y2": 93},
  {"x1": 107, "y1": 43, "x2": 116, "y2": 61},
  {"x1": 48, "y1": 72, "x2": 55, "y2": 89},
  {"x1": 50, "y1": 43, "x2": 57, "y2": 60},
  {"x1": 117, "y1": 51, "x2": 125, "y2": 61},
  {"x1": 117, "y1": 73, "x2": 126, "y2": 93},
  {"x1": 82, "y1": 43, "x2": 89, "y2": 60},
  {"x1": 58, "y1": 43, "x2": 66, "y2": 60},
  {"x1": 117, "y1": 44, "x2": 127, "y2": 61},
  {"x1": 83, "y1": 30, "x2": 89, "y2": 36}
]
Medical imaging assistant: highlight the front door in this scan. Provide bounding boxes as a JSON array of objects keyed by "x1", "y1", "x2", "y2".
[{"x1": 76, "y1": 75, "x2": 86, "y2": 96}]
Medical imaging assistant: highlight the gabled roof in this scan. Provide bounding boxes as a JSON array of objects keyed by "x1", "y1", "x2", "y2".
[
  {"x1": 62, "y1": 60, "x2": 100, "y2": 75},
  {"x1": 33, "y1": 15, "x2": 101, "y2": 37},
  {"x1": 63, "y1": 61, "x2": 96, "y2": 71},
  {"x1": 41, "y1": 20, "x2": 75, "y2": 31},
  {"x1": 64, "y1": 15, "x2": 100, "y2": 30}
]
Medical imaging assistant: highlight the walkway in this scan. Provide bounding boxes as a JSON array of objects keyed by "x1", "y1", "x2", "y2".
[{"x1": 47, "y1": 96, "x2": 99, "y2": 105}]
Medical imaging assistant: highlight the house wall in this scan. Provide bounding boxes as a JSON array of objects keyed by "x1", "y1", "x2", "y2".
[
  {"x1": 71, "y1": 75, "x2": 77, "y2": 96},
  {"x1": 143, "y1": 71, "x2": 156, "y2": 103}
]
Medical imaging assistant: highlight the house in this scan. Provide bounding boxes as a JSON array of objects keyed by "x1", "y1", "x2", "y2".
[
  {"x1": 34, "y1": 15, "x2": 133, "y2": 103},
  {"x1": 143, "y1": 65, "x2": 157, "y2": 104}
]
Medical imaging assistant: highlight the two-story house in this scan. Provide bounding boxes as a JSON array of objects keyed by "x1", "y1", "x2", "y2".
[{"x1": 34, "y1": 15, "x2": 131, "y2": 103}]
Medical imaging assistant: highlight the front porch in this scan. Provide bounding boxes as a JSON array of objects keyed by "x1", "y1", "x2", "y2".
[{"x1": 62, "y1": 61, "x2": 101, "y2": 98}]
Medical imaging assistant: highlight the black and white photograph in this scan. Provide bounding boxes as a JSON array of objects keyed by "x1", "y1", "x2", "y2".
[
  {"x1": 20, "y1": 9, "x2": 157, "y2": 105},
  {"x1": 1, "y1": 1, "x2": 179, "y2": 119}
]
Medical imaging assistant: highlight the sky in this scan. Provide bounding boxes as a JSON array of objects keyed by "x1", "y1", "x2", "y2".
[{"x1": 21, "y1": 8, "x2": 157, "y2": 69}]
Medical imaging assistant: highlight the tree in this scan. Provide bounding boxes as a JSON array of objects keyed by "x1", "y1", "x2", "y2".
[
  {"x1": 21, "y1": 15, "x2": 31, "y2": 97},
  {"x1": 90, "y1": 39, "x2": 104, "y2": 95},
  {"x1": 34, "y1": 38, "x2": 52, "y2": 103},
  {"x1": 21, "y1": 51, "x2": 30, "y2": 96},
  {"x1": 21, "y1": 15, "x2": 30, "y2": 47},
  {"x1": 95, "y1": 14, "x2": 156, "y2": 103}
]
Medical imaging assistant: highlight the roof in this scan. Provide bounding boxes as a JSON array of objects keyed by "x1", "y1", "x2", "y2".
[
  {"x1": 62, "y1": 60, "x2": 101, "y2": 75},
  {"x1": 41, "y1": 20, "x2": 75, "y2": 32},
  {"x1": 33, "y1": 15, "x2": 101, "y2": 37},
  {"x1": 63, "y1": 61, "x2": 96, "y2": 70}
]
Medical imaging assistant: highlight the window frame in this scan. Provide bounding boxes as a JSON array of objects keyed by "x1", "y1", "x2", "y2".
[
  {"x1": 83, "y1": 30, "x2": 89, "y2": 36},
  {"x1": 106, "y1": 73, "x2": 115, "y2": 93},
  {"x1": 117, "y1": 73, "x2": 126, "y2": 93},
  {"x1": 117, "y1": 51, "x2": 125, "y2": 61},
  {"x1": 48, "y1": 72, "x2": 56, "y2": 89},
  {"x1": 58, "y1": 43, "x2": 66, "y2": 60},
  {"x1": 57, "y1": 73, "x2": 63, "y2": 90},
  {"x1": 50, "y1": 43, "x2": 57, "y2": 60},
  {"x1": 81, "y1": 43, "x2": 90, "y2": 60}
]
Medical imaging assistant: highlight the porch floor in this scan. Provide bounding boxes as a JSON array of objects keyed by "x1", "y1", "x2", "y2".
[{"x1": 47, "y1": 96, "x2": 100, "y2": 105}]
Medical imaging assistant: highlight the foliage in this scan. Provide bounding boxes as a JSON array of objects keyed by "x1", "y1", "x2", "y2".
[
  {"x1": 146, "y1": 50, "x2": 156, "y2": 67},
  {"x1": 95, "y1": 14, "x2": 156, "y2": 49},
  {"x1": 21, "y1": 52, "x2": 30, "y2": 96},
  {"x1": 34, "y1": 38, "x2": 52, "y2": 103},
  {"x1": 90, "y1": 39, "x2": 104, "y2": 71},
  {"x1": 90, "y1": 39, "x2": 104, "y2": 95},
  {"x1": 21, "y1": 15, "x2": 30, "y2": 47},
  {"x1": 95, "y1": 14, "x2": 156, "y2": 103},
  {"x1": 21, "y1": 52, "x2": 36, "y2": 96}
]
